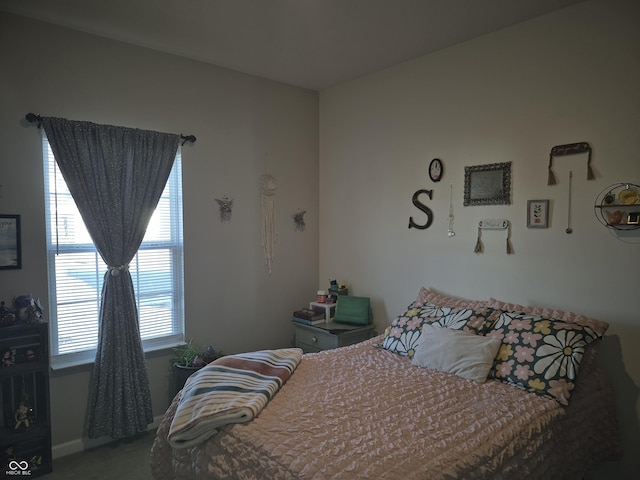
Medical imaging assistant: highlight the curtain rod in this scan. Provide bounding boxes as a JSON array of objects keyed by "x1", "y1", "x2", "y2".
[{"x1": 25, "y1": 113, "x2": 196, "y2": 146}]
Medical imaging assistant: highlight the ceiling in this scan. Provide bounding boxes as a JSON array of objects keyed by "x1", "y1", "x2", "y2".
[{"x1": 0, "y1": 0, "x2": 585, "y2": 90}]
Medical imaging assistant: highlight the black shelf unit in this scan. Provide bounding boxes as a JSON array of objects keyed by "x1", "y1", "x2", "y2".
[{"x1": 1, "y1": 322, "x2": 52, "y2": 477}]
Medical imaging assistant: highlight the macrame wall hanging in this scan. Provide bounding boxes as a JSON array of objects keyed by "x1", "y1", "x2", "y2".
[
  {"x1": 215, "y1": 195, "x2": 234, "y2": 223},
  {"x1": 293, "y1": 209, "x2": 306, "y2": 232},
  {"x1": 260, "y1": 174, "x2": 277, "y2": 274},
  {"x1": 547, "y1": 142, "x2": 594, "y2": 185},
  {"x1": 474, "y1": 219, "x2": 514, "y2": 254}
]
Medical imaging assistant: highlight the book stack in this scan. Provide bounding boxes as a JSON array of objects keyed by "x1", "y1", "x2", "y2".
[{"x1": 292, "y1": 308, "x2": 326, "y2": 325}]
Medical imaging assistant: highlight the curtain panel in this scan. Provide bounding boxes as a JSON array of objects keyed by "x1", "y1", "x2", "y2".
[{"x1": 42, "y1": 117, "x2": 179, "y2": 439}]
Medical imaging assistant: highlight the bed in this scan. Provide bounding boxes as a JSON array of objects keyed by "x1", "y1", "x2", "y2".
[{"x1": 150, "y1": 289, "x2": 621, "y2": 479}]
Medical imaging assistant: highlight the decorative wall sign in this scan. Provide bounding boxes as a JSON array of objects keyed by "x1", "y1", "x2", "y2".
[
  {"x1": 547, "y1": 142, "x2": 594, "y2": 185},
  {"x1": 479, "y1": 219, "x2": 508, "y2": 229},
  {"x1": 0, "y1": 214, "x2": 22, "y2": 269},
  {"x1": 527, "y1": 200, "x2": 549, "y2": 228},
  {"x1": 464, "y1": 162, "x2": 511, "y2": 206},
  {"x1": 474, "y1": 219, "x2": 514, "y2": 254},
  {"x1": 215, "y1": 196, "x2": 234, "y2": 223}
]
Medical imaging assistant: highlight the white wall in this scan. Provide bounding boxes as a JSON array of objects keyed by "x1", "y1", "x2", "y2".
[
  {"x1": 319, "y1": 0, "x2": 640, "y2": 461},
  {"x1": 0, "y1": 13, "x2": 319, "y2": 450}
]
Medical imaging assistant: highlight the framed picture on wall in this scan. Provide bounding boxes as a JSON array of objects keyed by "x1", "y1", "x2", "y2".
[
  {"x1": 527, "y1": 200, "x2": 549, "y2": 228},
  {"x1": 0, "y1": 214, "x2": 22, "y2": 269}
]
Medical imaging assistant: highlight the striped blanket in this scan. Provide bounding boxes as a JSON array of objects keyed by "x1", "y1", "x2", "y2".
[{"x1": 168, "y1": 348, "x2": 303, "y2": 448}]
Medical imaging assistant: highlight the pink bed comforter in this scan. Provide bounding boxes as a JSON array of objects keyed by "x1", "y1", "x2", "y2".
[{"x1": 151, "y1": 336, "x2": 620, "y2": 479}]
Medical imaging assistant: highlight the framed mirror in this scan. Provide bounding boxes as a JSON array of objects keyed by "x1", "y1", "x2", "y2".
[{"x1": 464, "y1": 162, "x2": 512, "y2": 206}]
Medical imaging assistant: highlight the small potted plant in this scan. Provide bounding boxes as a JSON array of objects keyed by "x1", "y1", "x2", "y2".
[{"x1": 170, "y1": 341, "x2": 223, "y2": 396}]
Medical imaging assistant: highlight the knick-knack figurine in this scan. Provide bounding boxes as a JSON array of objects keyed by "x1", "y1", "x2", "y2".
[{"x1": 14, "y1": 401, "x2": 33, "y2": 430}]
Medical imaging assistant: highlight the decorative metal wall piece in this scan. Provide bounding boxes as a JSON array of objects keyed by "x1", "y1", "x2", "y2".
[
  {"x1": 293, "y1": 209, "x2": 306, "y2": 231},
  {"x1": 215, "y1": 196, "x2": 234, "y2": 223}
]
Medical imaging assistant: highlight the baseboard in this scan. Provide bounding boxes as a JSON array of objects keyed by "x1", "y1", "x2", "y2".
[{"x1": 52, "y1": 415, "x2": 164, "y2": 459}]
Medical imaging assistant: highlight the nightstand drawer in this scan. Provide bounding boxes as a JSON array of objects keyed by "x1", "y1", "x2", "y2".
[
  {"x1": 292, "y1": 321, "x2": 375, "y2": 353},
  {"x1": 295, "y1": 327, "x2": 337, "y2": 351},
  {"x1": 297, "y1": 342, "x2": 324, "y2": 353}
]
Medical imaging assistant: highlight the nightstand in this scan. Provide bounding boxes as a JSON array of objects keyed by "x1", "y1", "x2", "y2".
[{"x1": 293, "y1": 321, "x2": 375, "y2": 353}]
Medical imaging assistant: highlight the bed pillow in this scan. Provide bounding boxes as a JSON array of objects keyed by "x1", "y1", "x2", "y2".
[
  {"x1": 380, "y1": 303, "x2": 500, "y2": 358},
  {"x1": 487, "y1": 298, "x2": 606, "y2": 376},
  {"x1": 412, "y1": 324, "x2": 502, "y2": 383},
  {"x1": 379, "y1": 302, "x2": 439, "y2": 357},
  {"x1": 416, "y1": 287, "x2": 489, "y2": 310},
  {"x1": 486, "y1": 310, "x2": 599, "y2": 405},
  {"x1": 487, "y1": 298, "x2": 609, "y2": 338}
]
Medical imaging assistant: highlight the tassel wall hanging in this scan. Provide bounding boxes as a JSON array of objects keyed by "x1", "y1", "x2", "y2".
[
  {"x1": 474, "y1": 219, "x2": 514, "y2": 254},
  {"x1": 547, "y1": 142, "x2": 594, "y2": 185}
]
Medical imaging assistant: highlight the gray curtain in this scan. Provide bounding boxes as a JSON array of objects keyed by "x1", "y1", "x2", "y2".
[{"x1": 42, "y1": 117, "x2": 179, "y2": 439}]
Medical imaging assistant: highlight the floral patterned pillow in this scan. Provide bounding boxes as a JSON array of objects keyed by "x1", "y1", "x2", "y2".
[
  {"x1": 487, "y1": 298, "x2": 609, "y2": 338},
  {"x1": 487, "y1": 311, "x2": 599, "y2": 406},
  {"x1": 416, "y1": 287, "x2": 489, "y2": 310},
  {"x1": 381, "y1": 303, "x2": 500, "y2": 358}
]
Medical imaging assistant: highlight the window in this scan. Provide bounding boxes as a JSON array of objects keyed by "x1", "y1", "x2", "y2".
[{"x1": 43, "y1": 135, "x2": 185, "y2": 368}]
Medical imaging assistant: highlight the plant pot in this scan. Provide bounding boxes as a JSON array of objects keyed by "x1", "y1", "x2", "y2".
[{"x1": 171, "y1": 364, "x2": 202, "y2": 398}]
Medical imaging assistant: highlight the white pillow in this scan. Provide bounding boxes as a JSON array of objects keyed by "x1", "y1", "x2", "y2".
[{"x1": 411, "y1": 324, "x2": 501, "y2": 383}]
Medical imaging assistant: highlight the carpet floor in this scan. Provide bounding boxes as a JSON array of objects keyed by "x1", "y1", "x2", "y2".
[{"x1": 47, "y1": 432, "x2": 155, "y2": 479}]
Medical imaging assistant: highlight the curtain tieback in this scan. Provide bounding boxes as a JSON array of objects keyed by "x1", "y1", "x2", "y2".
[{"x1": 109, "y1": 264, "x2": 130, "y2": 277}]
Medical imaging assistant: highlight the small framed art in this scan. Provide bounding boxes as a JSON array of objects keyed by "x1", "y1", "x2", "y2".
[
  {"x1": 0, "y1": 214, "x2": 22, "y2": 269},
  {"x1": 527, "y1": 200, "x2": 549, "y2": 229}
]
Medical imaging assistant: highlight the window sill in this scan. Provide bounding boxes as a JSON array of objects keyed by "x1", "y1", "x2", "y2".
[{"x1": 51, "y1": 335, "x2": 184, "y2": 370}]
